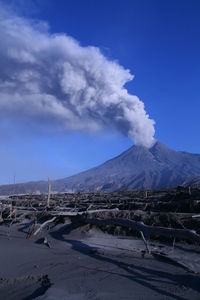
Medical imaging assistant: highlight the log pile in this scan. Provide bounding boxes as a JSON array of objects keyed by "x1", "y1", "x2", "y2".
[{"x1": 0, "y1": 187, "x2": 200, "y2": 245}]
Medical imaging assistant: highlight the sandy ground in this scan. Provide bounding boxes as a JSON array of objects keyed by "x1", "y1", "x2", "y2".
[{"x1": 0, "y1": 222, "x2": 200, "y2": 300}]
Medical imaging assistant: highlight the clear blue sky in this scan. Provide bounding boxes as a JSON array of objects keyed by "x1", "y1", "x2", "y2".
[{"x1": 0, "y1": 0, "x2": 200, "y2": 184}]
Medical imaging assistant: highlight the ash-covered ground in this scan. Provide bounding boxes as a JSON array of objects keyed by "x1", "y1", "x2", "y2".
[{"x1": 1, "y1": 187, "x2": 200, "y2": 299}]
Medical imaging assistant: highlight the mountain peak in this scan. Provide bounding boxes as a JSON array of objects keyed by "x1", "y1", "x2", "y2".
[
  {"x1": 150, "y1": 140, "x2": 170, "y2": 150},
  {"x1": 149, "y1": 141, "x2": 175, "y2": 154},
  {"x1": 127, "y1": 141, "x2": 171, "y2": 156}
]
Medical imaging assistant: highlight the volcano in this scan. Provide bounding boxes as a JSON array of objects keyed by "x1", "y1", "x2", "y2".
[{"x1": 1, "y1": 142, "x2": 200, "y2": 195}]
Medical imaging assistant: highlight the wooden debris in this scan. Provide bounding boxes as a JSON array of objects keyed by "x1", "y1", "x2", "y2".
[
  {"x1": 47, "y1": 178, "x2": 51, "y2": 209},
  {"x1": 84, "y1": 218, "x2": 200, "y2": 244},
  {"x1": 43, "y1": 237, "x2": 51, "y2": 248},
  {"x1": 33, "y1": 217, "x2": 57, "y2": 236},
  {"x1": 1, "y1": 187, "x2": 200, "y2": 248}
]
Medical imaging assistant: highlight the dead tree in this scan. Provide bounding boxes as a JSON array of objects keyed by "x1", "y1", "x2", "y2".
[
  {"x1": 189, "y1": 186, "x2": 191, "y2": 195},
  {"x1": 47, "y1": 177, "x2": 51, "y2": 209}
]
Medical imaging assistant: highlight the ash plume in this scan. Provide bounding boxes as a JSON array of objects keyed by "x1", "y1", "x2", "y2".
[{"x1": 0, "y1": 5, "x2": 155, "y2": 147}]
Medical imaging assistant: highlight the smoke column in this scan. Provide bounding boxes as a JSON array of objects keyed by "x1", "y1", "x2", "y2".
[{"x1": 0, "y1": 5, "x2": 155, "y2": 147}]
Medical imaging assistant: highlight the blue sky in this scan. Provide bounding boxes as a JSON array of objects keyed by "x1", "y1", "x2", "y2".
[{"x1": 0, "y1": 0, "x2": 200, "y2": 184}]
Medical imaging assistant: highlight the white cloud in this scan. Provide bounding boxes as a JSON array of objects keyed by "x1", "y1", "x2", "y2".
[{"x1": 0, "y1": 4, "x2": 155, "y2": 147}]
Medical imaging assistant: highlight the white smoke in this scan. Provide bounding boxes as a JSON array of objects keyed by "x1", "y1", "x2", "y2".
[{"x1": 0, "y1": 5, "x2": 155, "y2": 147}]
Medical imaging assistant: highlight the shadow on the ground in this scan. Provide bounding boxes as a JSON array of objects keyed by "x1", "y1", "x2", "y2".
[{"x1": 50, "y1": 223, "x2": 200, "y2": 300}]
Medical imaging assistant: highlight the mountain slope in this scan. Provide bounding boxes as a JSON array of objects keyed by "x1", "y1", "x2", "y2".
[
  {"x1": 52, "y1": 142, "x2": 200, "y2": 192},
  {"x1": 1, "y1": 142, "x2": 200, "y2": 195}
]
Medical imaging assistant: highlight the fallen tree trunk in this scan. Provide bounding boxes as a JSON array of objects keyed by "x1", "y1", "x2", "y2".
[
  {"x1": 33, "y1": 217, "x2": 57, "y2": 236},
  {"x1": 84, "y1": 218, "x2": 200, "y2": 244},
  {"x1": 24, "y1": 207, "x2": 200, "y2": 244},
  {"x1": 49, "y1": 208, "x2": 119, "y2": 217}
]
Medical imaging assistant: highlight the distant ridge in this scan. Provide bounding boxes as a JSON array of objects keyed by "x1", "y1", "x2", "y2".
[{"x1": 1, "y1": 141, "x2": 200, "y2": 195}]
